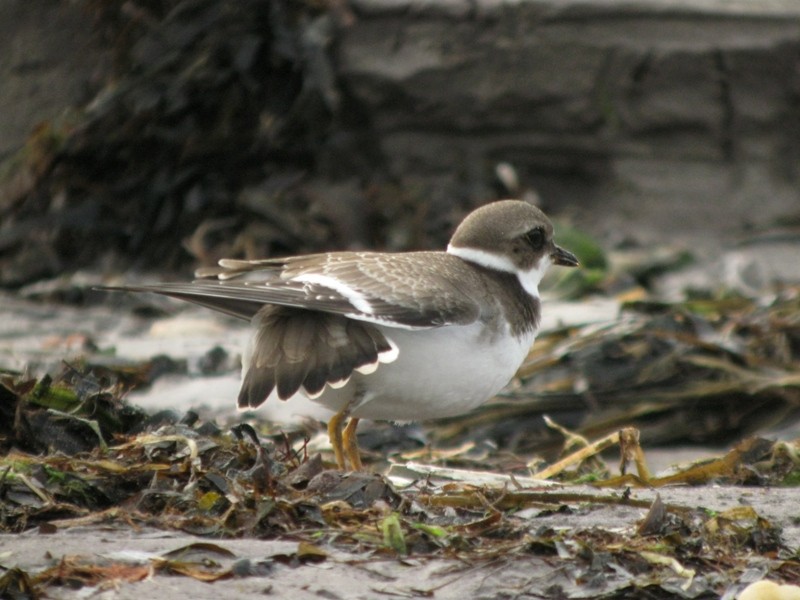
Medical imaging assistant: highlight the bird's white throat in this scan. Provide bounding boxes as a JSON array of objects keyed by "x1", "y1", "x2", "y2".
[{"x1": 446, "y1": 244, "x2": 550, "y2": 297}]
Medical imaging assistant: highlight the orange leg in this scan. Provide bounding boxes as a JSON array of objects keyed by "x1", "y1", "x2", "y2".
[
  {"x1": 327, "y1": 409, "x2": 348, "y2": 470},
  {"x1": 343, "y1": 417, "x2": 363, "y2": 471}
]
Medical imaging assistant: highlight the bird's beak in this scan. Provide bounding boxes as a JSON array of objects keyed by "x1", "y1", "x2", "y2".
[{"x1": 551, "y1": 244, "x2": 579, "y2": 267}]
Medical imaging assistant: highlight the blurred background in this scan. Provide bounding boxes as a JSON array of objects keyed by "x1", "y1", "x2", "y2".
[{"x1": 2, "y1": 0, "x2": 800, "y2": 466}]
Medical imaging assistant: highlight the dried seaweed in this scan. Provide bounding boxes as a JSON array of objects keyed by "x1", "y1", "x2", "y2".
[
  {"x1": 2, "y1": 283, "x2": 800, "y2": 597},
  {"x1": 432, "y1": 286, "x2": 800, "y2": 458},
  {"x1": 0, "y1": 0, "x2": 348, "y2": 287},
  {"x1": 1, "y1": 361, "x2": 800, "y2": 597}
]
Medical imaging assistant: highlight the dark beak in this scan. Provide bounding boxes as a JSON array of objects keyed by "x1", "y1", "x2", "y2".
[{"x1": 551, "y1": 244, "x2": 579, "y2": 267}]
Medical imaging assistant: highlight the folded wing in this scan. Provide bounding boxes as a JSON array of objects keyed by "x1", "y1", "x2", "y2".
[{"x1": 105, "y1": 251, "x2": 482, "y2": 329}]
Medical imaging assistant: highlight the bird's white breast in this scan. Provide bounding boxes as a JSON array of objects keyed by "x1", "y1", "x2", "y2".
[{"x1": 308, "y1": 321, "x2": 536, "y2": 422}]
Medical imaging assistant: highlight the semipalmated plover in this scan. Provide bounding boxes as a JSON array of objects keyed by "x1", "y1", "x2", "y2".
[{"x1": 105, "y1": 200, "x2": 578, "y2": 469}]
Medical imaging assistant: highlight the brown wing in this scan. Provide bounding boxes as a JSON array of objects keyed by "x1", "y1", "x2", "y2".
[
  {"x1": 206, "y1": 251, "x2": 483, "y2": 328},
  {"x1": 240, "y1": 305, "x2": 396, "y2": 407},
  {"x1": 103, "y1": 251, "x2": 483, "y2": 328}
]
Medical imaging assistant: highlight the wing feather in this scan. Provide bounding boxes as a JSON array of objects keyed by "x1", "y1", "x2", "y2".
[
  {"x1": 100, "y1": 251, "x2": 484, "y2": 329},
  {"x1": 240, "y1": 307, "x2": 397, "y2": 407}
]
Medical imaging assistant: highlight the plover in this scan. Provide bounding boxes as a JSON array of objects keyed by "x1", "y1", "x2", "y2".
[{"x1": 105, "y1": 200, "x2": 578, "y2": 469}]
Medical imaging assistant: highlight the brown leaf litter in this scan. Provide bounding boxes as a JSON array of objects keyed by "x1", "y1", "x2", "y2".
[{"x1": 1, "y1": 287, "x2": 800, "y2": 598}]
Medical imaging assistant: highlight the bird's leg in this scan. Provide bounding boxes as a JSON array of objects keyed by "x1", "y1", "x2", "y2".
[
  {"x1": 343, "y1": 417, "x2": 362, "y2": 471},
  {"x1": 327, "y1": 408, "x2": 349, "y2": 470}
]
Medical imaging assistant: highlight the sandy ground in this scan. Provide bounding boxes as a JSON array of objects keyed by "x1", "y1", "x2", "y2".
[{"x1": 3, "y1": 484, "x2": 800, "y2": 599}]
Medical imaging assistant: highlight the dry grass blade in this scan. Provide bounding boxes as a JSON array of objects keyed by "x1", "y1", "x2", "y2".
[{"x1": 529, "y1": 426, "x2": 619, "y2": 480}]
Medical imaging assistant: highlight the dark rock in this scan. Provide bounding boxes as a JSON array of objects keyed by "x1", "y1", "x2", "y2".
[{"x1": 2, "y1": 0, "x2": 800, "y2": 287}]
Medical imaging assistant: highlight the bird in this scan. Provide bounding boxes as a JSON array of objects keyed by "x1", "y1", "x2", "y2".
[{"x1": 103, "y1": 200, "x2": 578, "y2": 470}]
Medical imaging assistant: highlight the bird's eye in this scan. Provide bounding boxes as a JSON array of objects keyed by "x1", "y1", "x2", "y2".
[{"x1": 524, "y1": 227, "x2": 545, "y2": 250}]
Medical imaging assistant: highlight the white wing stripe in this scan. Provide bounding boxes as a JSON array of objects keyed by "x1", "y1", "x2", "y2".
[
  {"x1": 289, "y1": 273, "x2": 375, "y2": 315},
  {"x1": 343, "y1": 313, "x2": 430, "y2": 330}
]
